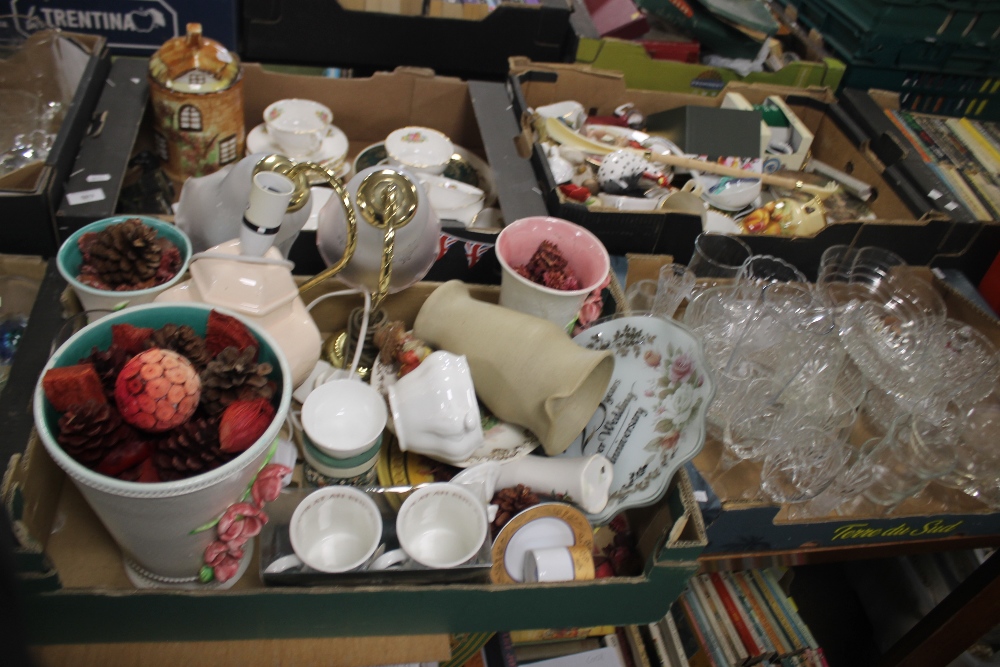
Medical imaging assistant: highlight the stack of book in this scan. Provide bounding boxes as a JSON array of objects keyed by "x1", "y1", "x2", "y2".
[
  {"x1": 474, "y1": 568, "x2": 825, "y2": 667},
  {"x1": 884, "y1": 109, "x2": 1000, "y2": 221},
  {"x1": 647, "y1": 569, "x2": 827, "y2": 667}
]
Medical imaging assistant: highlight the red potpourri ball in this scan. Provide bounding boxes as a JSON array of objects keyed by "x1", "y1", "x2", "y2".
[{"x1": 115, "y1": 348, "x2": 201, "y2": 433}]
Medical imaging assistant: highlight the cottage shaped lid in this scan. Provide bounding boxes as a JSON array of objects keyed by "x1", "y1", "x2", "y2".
[{"x1": 148, "y1": 23, "x2": 240, "y2": 93}]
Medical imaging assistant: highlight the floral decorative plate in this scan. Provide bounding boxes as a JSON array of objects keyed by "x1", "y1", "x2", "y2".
[
  {"x1": 371, "y1": 355, "x2": 539, "y2": 468},
  {"x1": 560, "y1": 314, "x2": 715, "y2": 525}
]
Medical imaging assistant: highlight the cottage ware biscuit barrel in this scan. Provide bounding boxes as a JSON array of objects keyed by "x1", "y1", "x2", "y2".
[{"x1": 148, "y1": 23, "x2": 245, "y2": 182}]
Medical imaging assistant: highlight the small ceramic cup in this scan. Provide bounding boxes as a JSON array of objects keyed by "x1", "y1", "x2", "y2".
[
  {"x1": 301, "y1": 378, "x2": 388, "y2": 460},
  {"x1": 264, "y1": 98, "x2": 333, "y2": 157},
  {"x1": 396, "y1": 483, "x2": 488, "y2": 569},
  {"x1": 523, "y1": 545, "x2": 595, "y2": 583},
  {"x1": 385, "y1": 126, "x2": 454, "y2": 175},
  {"x1": 289, "y1": 486, "x2": 383, "y2": 573},
  {"x1": 387, "y1": 351, "x2": 484, "y2": 466},
  {"x1": 495, "y1": 216, "x2": 611, "y2": 331}
]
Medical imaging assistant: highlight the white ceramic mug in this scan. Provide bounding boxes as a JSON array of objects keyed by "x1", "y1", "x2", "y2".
[
  {"x1": 288, "y1": 486, "x2": 383, "y2": 573},
  {"x1": 523, "y1": 544, "x2": 594, "y2": 583},
  {"x1": 387, "y1": 350, "x2": 484, "y2": 466},
  {"x1": 264, "y1": 98, "x2": 333, "y2": 157},
  {"x1": 396, "y1": 483, "x2": 488, "y2": 569},
  {"x1": 301, "y1": 378, "x2": 387, "y2": 459}
]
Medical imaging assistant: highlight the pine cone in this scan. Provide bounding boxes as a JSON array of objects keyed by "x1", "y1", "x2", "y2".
[
  {"x1": 154, "y1": 413, "x2": 233, "y2": 481},
  {"x1": 88, "y1": 218, "x2": 162, "y2": 289},
  {"x1": 57, "y1": 401, "x2": 136, "y2": 467},
  {"x1": 200, "y1": 346, "x2": 274, "y2": 416},
  {"x1": 84, "y1": 345, "x2": 131, "y2": 401},
  {"x1": 490, "y1": 484, "x2": 541, "y2": 536},
  {"x1": 148, "y1": 324, "x2": 210, "y2": 371}
]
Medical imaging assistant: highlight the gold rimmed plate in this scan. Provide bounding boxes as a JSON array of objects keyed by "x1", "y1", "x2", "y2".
[{"x1": 490, "y1": 503, "x2": 594, "y2": 584}]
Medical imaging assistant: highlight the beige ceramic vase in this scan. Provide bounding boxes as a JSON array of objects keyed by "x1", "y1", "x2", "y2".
[{"x1": 413, "y1": 281, "x2": 614, "y2": 456}]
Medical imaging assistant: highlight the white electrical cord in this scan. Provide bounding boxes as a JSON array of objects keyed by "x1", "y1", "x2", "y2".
[{"x1": 305, "y1": 288, "x2": 372, "y2": 379}]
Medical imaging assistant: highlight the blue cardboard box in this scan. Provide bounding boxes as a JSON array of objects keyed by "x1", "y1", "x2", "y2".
[{"x1": 9, "y1": 0, "x2": 238, "y2": 54}]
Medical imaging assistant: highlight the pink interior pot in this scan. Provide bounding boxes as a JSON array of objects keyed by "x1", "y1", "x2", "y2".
[{"x1": 496, "y1": 216, "x2": 610, "y2": 295}]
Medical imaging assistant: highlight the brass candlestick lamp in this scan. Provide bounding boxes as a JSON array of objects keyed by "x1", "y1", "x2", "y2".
[{"x1": 253, "y1": 154, "x2": 437, "y2": 378}]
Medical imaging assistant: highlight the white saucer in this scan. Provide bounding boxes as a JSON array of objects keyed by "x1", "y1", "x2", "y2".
[
  {"x1": 246, "y1": 122, "x2": 349, "y2": 166},
  {"x1": 490, "y1": 503, "x2": 593, "y2": 584}
]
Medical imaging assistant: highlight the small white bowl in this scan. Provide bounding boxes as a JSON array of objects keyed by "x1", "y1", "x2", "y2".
[
  {"x1": 385, "y1": 126, "x2": 454, "y2": 175},
  {"x1": 301, "y1": 379, "x2": 388, "y2": 459}
]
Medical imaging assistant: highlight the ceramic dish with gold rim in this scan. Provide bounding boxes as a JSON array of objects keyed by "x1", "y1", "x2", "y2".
[{"x1": 490, "y1": 502, "x2": 594, "y2": 584}]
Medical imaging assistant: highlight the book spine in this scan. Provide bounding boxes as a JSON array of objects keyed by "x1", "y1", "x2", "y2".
[
  {"x1": 884, "y1": 109, "x2": 932, "y2": 162},
  {"x1": 961, "y1": 118, "x2": 1000, "y2": 171},
  {"x1": 732, "y1": 571, "x2": 789, "y2": 657},
  {"x1": 671, "y1": 600, "x2": 714, "y2": 667},
  {"x1": 626, "y1": 624, "x2": 654, "y2": 667},
  {"x1": 976, "y1": 120, "x2": 1000, "y2": 155},
  {"x1": 965, "y1": 171, "x2": 1000, "y2": 219},
  {"x1": 761, "y1": 570, "x2": 819, "y2": 650},
  {"x1": 937, "y1": 163, "x2": 994, "y2": 220},
  {"x1": 682, "y1": 590, "x2": 727, "y2": 667},
  {"x1": 646, "y1": 622, "x2": 675, "y2": 667},
  {"x1": 947, "y1": 118, "x2": 1000, "y2": 175},
  {"x1": 928, "y1": 116, "x2": 978, "y2": 170},
  {"x1": 660, "y1": 610, "x2": 691, "y2": 667},
  {"x1": 970, "y1": 119, "x2": 1000, "y2": 157},
  {"x1": 912, "y1": 114, "x2": 970, "y2": 169},
  {"x1": 720, "y1": 572, "x2": 774, "y2": 660},
  {"x1": 693, "y1": 576, "x2": 747, "y2": 666},
  {"x1": 747, "y1": 570, "x2": 806, "y2": 653},
  {"x1": 510, "y1": 626, "x2": 619, "y2": 644},
  {"x1": 898, "y1": 111, "x2": 949, "y2": 163},
  {"x1": 708, "y1": 572, "x2": 762, "y2": 660}
]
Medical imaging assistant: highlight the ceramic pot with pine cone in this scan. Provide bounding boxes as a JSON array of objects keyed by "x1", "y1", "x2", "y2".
[
  {"x1": 34, "y1": 303, "x2": 290, "y2": 588},
  {"x1": 57, "y1": 216, "x2": 192, "y2": 321}
]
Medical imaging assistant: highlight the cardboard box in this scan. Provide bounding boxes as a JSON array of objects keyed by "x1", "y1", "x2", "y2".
[
  {"x1": 55, "y1": 63, "x2": 549, "y2": 280},
  {"x1": 0, "y1": 31, "x2": 109, "y2": 256},
  {"x1": 3, "y1": 280, "x2": 706, "y2": 644},
  {"x1": 507, "y1": 59, "x2": 996, "y2": 282},
  {"x1": 242, "y1": 0, "x2": 577, "y2": 80},
  {"x1": 11, "y1": 0, "x2": 239, "y2": 54},
  {"x1": 574, "y1": 30, "x2": 845, "y2": 96},
  {"x1": 622, "y1": 255, "x2": 1000, "y2": 556}
]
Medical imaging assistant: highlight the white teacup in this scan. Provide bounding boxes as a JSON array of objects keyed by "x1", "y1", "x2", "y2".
[
  {"x1": 264, "y1": 98, "x2": 333, "y2": 157},
  {"x1": 385, "y1": 126, "x2": 454, "y2": 175},
  {"x1": 387, "y1": 351, "x2": 484, "y2": 466},
  {"x1": 302, "y1": 378, "x2": 387, "y2": 459},
  {"x1": 289, "y1": 487, "x2": 383, "y2": 573},
  {"x1": 396, "y1": 483, "x2": 488, "y2": 569},
  {"x1": 523, "y1": 545, "x2": 594, "y2": 583}
]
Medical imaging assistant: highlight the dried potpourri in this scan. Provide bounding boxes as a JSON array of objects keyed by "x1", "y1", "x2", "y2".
[
  {"x1": 515, "y1": 240, "x2": 582, "y2": 291},
  {"x1": 76, "y1": 218, "x2": 183, "y2": 291},
  {"x1": 43, "y1": 310, "x2": 278, "y2": 483}
]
